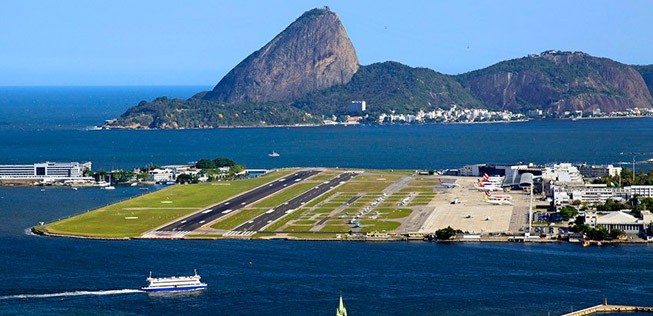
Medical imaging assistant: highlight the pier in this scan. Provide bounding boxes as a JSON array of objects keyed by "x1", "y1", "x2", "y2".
[{"x1": 561, "y1": 299, "x2": 653, "y2": 316}]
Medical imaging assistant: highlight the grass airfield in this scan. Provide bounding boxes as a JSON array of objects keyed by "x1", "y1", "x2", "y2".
[{"x1": 38, "y1": 168, "x2": 526, "y2": 240}]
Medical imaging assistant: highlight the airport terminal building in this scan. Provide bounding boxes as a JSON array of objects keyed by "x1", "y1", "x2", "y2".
[{"x1": 0, "y1": 161, "x2": 92, "y2": 180}]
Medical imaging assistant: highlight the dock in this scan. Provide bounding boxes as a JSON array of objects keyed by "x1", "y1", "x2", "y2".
[{"x1": 561, "y1": 299, "x2": 653, "y2": 315}]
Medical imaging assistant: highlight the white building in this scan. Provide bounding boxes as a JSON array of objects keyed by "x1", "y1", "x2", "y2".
[
  {"x1": 0, "y1": 161, "x2": 92, "y2": 180},
  {"x1": 552, "y1": 184, "x2": 627, "y2": 205},
  {"x1": 625, "y1": 186, "x2": 653, "y2": 198},
  {"x1": 543, "y1": 163, "x2": 584, "y2": 185},
  {"x1": 577, "y1": 164, "x2": 622, "y2": 179},
  {"x1": 585, "y1": 210, "x2": 653, "y2": 234},
  {"x1": 149, "y1": 168, "x2": 175, "y2": 182}
]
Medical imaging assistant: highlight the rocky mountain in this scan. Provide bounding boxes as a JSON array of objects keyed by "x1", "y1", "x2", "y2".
[
  {"x1": 295, "y1": 61, "x2": 484, "y2": 115},
  {"x1": 106, "y1": 8, "x2": 653, "y2": 129},
  {"x1": 457, "y1": 51, "x2": 653, "y2": 113},
  {"x1": 634, "y1": 65, "x2": 653, "y2": 96},
  {"x1": 200, "y1": 7, "x2": 359, "y2": 103}
]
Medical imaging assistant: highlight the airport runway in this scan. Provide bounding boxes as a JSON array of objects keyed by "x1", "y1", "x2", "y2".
[
  {"x1": 156, "y1": 170, "x2": 320, "y2": 232},
  {"x1": 234, "y1": 172, "x2": 358, "y2": 232}
]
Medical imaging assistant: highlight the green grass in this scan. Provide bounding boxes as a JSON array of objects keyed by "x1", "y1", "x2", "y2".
[
  {"x1": 312, "y1": 208, "x2": 335, "y2": 213},
  {"x1": 361, "y1": 169, "x2": 414, "y2": 176},
  {"x1": 320, "y1": 202, "x2": 343, "y2": 208},
  {"x1": 288, "y1": 233, "x2": 339, "y2": 239},
  {"x1": 360, "y1": 220, "x2": 401, "y2": 232},
  {"x1": 376, "y1": 208, "x2": 413, "y2": 219},
  {"x1": 211, "y1": 208, "x2": 269, "y2": 230},
  {"x1": 353, "y1": 175, "x2": 402, "y2": 181},
  {"x1": 281, "y1": 225, "x2": 313, "y2": 232},
  {"x1": 399, "y1": 187, "x2": 434, "y2": 193},
  {"x1": 408, "y1": 181, "x2": 439, "y2": 186},
  {"x1": 321, "y1": 225, "x2": 350, "y2": 233},
  {"x1": 308, "y1": 173, "x2": 340, "y2": 181},
  {"x1": 251, "y1": 183, "x2": 316, "y2": 208},
  {"x1": 335, "y1": 181, "x2": 392, "y2": 193},
  {"x1": 293, "y1": 220, "x2": 317, "y2": 225},
  {"x1": 184, "y1": 234, "x2": 223, "y2": 239},
  {"x1": 263, "y1": 208, "x2": 307, "y2": 231},
  {"x1": 44, "y1": 169, "x2": 295, "y2": 238},
  {"x1": 303, "y1": 191, "x2": 338, "y2": 207}
]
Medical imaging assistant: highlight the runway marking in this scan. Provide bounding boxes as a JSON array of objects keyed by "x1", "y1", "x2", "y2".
[
  {"x1": 199, "y1": 220, "x2": 205, "y2": 224},
  {"x1": 265, "y1": 209, "x2": 275, "y2": 214},
  {"x1": 201, "y1": 209, "x2": 213, "y2": 214},
  {"x1": 222, "y1": 209, "x2": 233, "y2": 214}
]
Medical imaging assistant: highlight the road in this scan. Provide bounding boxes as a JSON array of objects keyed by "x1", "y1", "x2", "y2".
[
  {"x1": 156, "y1": 170, "x2": 320, "y2": 232},
  {"x1": 234, "y1": 172, "x2": 358, "y2": 232}
]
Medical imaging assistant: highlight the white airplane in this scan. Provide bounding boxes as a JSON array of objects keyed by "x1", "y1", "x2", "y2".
[
  {"x1": 441, "y1": 182, "x2": 460, "y2": 188},
  {"x1": 475, "y1": 181, "x2": 502, "y2": 192},
  {"x1": 484, "y1": 191, "x2": 512, "y2": 201},
  {"x1": 483, "y1": 194, "x2": 512, "y2": 205}
]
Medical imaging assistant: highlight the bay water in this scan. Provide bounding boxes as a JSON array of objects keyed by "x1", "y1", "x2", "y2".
[{"x1": 1, "y1": 87, "x2": 653, "y2": 315}]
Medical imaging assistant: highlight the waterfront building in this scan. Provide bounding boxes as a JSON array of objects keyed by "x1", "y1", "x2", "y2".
[
  {"x1": 0, "y1": 161, "x2": 92, "y2": 180},
  {"x1": 148, "y1": 168, "x2": 175, "y2": 182},
  {"x1": 584, "y1": 210, "x2": 653, "y2": 234},
  {"x1": 577, "y1": 164, "x2": 621, "y2": 179}
]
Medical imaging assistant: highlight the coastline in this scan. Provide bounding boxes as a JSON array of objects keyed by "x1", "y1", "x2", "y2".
[{"x1": 99, "y1": 115, "x2": 653, "y2": 130}]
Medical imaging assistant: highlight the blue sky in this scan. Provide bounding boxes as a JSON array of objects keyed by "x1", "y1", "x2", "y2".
[{"x1": 1, "y1": 0, "x2": 651, "y2": 86}]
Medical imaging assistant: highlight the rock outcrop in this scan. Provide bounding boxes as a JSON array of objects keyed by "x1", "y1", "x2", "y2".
[
  {"x1": 201, "y1": 7, "x2": 359, "y2": 103},
  {"x1": 457, "y1": 51, "x2": 653, "y2": 113}
]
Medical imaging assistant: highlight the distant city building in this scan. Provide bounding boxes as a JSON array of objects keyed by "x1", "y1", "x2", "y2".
[
  {"x1": 0, "y1": 161, "x2": 91, "y2": 180},
  {"x1": 349, "y1": 100, "x2": 366, "y2": 113},
  {"x1": 577, "y1": 164, "x2": 621, "y2": 179}
]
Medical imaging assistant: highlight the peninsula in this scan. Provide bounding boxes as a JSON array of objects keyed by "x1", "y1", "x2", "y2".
[{"x1": 34, "y1": 162, "x2": 653, "y2": 244}]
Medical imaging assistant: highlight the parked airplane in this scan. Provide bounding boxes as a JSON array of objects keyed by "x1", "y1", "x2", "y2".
[
  {"x1": 483, "y1": 194, "x2": 512, "y2": 205},
  {"x1": 484, "y1": 191, "x2": 512, "y2": 201},
  {"x1": 475, "y1": 181, "x2": 502, "y2": 191},
  {"x1": 441, "y1": 182, "x2": 460, "y2": 188}
]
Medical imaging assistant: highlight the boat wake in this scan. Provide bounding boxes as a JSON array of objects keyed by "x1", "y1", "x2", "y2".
[{"x1": 0, "y1": 289, "x2": 142, "y2": 300}]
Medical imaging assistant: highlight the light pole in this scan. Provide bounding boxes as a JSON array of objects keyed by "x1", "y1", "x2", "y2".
[
  {"x1": 519, "y1": 173, "x2": 535, "y2": 238},
  {"x1": 620, "y1": 152, "x2": 653, "y2": 183}
]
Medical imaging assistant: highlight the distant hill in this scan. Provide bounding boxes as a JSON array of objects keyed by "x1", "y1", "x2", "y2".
[
  {"x1": 105, "y1": 97, "x2": 318, "y2": 129},
  {"x1": 457, "y1": 51, "x2": 653, "y2": 113},
  {"x1": 200, "y1": 7, "x2": 359, "y2": 103},
  {"x1": 295, "y1": 61, "x2": 484, "y2": 116},
  {"x1": 106, "y1": 9, "x2": 653, "y2": 129}
]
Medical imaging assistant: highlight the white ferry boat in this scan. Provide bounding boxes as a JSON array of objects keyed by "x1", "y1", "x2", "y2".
[
  {"x1": 141, "y1": 270, "x2": 207, "y2": 292},
  {"x1": 268, "y1": 150, "x2": 280, "y2": 157}
]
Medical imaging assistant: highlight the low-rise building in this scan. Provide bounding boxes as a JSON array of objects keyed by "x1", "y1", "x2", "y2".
[
  {"x1": 577, "y1": 164, "x2": 622, "y2": 179},
  {"x1": 149, "y1": 168, "x2": 175, "y2": 182},
  {"x1": 0, "y1": 161, "x2": 92, "y2": 180},
  {"x1": 584, "y1": 210, "x2": 653, "y2": 234}
]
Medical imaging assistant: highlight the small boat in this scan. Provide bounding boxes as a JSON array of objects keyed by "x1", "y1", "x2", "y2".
[
  {"x1": 130, "y1": 182, "x2": 138, "y2": 187},
  {"x1": 103, "y1": 186, "x2": 115, "y2": 190},
  {"x1": 72, "y1": 187, "x2": 78, "y2": 191},
  {"x1": 141, "y1": 270, "x2": 207, "y2": 292},
  {"x1": 268, "y1": 151, "x2": 280, "y2": 157}
]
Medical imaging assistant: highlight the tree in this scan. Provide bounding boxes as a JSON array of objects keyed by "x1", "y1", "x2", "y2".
[
  {"x1": 435, "y1": 226, "x2": 458, "y2": 240},
  {"x1": 195, "y1": 159, "x2": 216, "y2": 169},
  {"x1": 586, "y1": 227, "x2": 609, "y2": 241},
  {"x1": 559, "y1": 206, "x2": 578, "y2": 220},
  {"x1": 609, "y1": 228, "x2": 624, "y2": 239},
  {"x1": 176, "y1": 174, "x2": 196, "y2": 184},
  {"x1": 213, "y1": 157, "x2": 236, "y2": 167}
]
